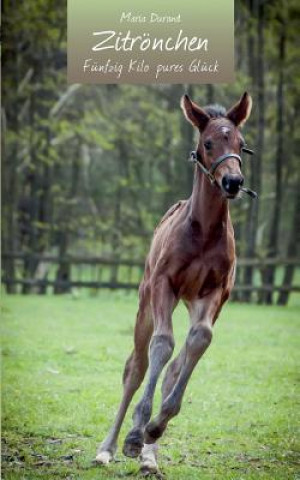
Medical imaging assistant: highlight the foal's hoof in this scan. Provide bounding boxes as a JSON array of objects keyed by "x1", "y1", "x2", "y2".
[
  {"x1": 123, "y1": 429, "x2": 144, "y2": 458},
  {"x1": 140, "y1": 443, "x2": 159, "y2": 475},
  {"x1": 95, "y1": 450, "x2": 113, "y2": 465}
]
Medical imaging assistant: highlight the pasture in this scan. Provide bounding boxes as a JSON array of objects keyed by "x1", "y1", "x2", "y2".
[{"x1": 1, "y1": 293, "x2": 299, "y2": 479}]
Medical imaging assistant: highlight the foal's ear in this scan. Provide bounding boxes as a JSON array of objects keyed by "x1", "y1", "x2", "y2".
[
  {"x1": 181, "y1": 94, "x2": 210, "y2": 131},
  {"x1": 226, "y1": 92, "x2": 252, "y2": 127}
]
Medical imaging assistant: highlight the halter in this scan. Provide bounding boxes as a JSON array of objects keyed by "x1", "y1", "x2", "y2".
[{"x1": 189, "y1": 147, "x2": 257, "y2": 199}]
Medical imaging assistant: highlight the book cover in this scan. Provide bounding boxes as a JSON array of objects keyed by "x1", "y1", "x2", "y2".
[{"x1": 2, "y1": 1, "x2": 299, "y2": 478}]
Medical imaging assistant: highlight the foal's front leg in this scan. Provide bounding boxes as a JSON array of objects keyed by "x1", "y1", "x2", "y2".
[
  {"x1": 145, "y1": 291, "x2": 222, "y2": 444},
  {"x1": 123, "y1": 278, "x2": 176, "y2": 459}
]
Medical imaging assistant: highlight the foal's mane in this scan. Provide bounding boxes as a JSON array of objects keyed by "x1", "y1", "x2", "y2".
[
  {"x1": 155, "y1": 200, "x2": 186, "y2": 233},
  {"x1": 204, "y1": 104, "x2": 227, "y2": 119}
]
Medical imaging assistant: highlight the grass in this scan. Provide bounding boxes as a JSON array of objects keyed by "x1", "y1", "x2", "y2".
[{"x1": 1, "y1": 292, "x2": 299, "y2": 479}]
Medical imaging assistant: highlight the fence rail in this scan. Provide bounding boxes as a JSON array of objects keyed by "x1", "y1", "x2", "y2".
[
  {"x1": 2, "y1": 252, "x2": 145, "y2": 267},
  {"x1": 2, "y1": 252, "x2": 300, "y2": 303},
  {"x1": 2, "y1": 251, "x2": 299, "y2": 267}
]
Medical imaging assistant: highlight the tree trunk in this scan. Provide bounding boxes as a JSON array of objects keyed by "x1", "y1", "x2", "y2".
[
  {"x1": 54, "y1": 232, "x2": 71, "y2": 294},
  {"x1": 1, "y1": 109, "x2": 17, "y2": 293},
  {"x1": 22, "y1": 90, "x2": 41, "y2": 293},
  {"x1": 35, "y1": 128, "x2": 53, "y2": 293},
  {"x1": 110, "y1": 140, "x2": 125, "y2": 284},
  {"x1": 277, "y1": 187, "x2": 300, "y2": 305},
  {"x1": 206, "y1": 85, "x2": 215, "y2": 105},
  {"x1": 263, "y1": 18, "x2": 286, "y2": 304},
  {"x1": 243, "y1": 0, "x2": 264, "y2": 302},
  {"x1": 54, "y1": 152, "x2": 80, "y2": 293}
]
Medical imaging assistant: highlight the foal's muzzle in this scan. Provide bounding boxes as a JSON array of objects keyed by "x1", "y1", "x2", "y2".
[
  {"x1": 189, "y1": 150, "x2": 258, "y2": 199},
  {"x1": 222, "y1": 174, "x2": 244, "y2": 197}
]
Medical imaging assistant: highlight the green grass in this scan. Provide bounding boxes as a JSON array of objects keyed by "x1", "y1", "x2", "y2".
[{"x1": 1, "y1": 293, "x2": 299, "y2": 479}]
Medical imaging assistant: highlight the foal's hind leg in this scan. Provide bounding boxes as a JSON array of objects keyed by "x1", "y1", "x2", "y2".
[
  {"x1": 96, "y1": 287, "x2": 153, "y2": 464},
  {"x1": 123, "y1": 278, "x2": 176, "y2": 459},
  {"x1": 145, "y1": 293, "x2": 222, "y2": 444}
]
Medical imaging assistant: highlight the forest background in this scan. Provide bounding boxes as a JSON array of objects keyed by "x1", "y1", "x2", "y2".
[{"x1": 2, "y1": 0, "x2": 299, "y2": 304}]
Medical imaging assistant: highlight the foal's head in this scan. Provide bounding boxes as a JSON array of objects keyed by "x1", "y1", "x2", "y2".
[{"x1": 181, "y1": 92, "x2": 252, "y2": 199}]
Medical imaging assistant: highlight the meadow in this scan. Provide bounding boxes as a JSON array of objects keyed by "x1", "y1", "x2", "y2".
[{"x1": 2, "y1": 292, "x2": 299, "y2": 479}]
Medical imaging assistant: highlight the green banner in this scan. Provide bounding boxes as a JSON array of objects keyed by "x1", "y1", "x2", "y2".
[{"x1": 68, "y1": 0, "x2": 234, "y2": 84}]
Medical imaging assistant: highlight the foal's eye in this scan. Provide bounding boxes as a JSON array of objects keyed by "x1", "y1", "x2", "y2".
[{"x1": 204, "y1": 140, "x2": 212, "y2": 151}]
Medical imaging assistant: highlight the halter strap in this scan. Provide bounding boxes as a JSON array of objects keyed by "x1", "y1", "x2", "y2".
[
  {"x1": 189, "y1": 149, "x2": 258, "y2": 199},
  {"x1": 210, "y1": 153, "x2": 242, "y2": 175},
  {"x1": 190, "y1": 151, "x2": 242, "y2": 184}
]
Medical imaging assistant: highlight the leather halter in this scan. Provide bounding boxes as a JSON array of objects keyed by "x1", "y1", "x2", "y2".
[
  {"x1": 190, "y1": 151, "x2": 242, "y2": 184},
  {"x1": 189, "y1": 147, "x2": 257, "y2": 198}
]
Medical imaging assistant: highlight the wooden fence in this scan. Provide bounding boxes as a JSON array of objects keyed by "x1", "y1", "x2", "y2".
[{"x1": 2, "y1": 252, "x2": 300, "y2": 304}]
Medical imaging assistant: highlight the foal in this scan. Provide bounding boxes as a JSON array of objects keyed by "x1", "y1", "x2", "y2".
[{"x1": 96, "y1": 92, "x2": 253, "y2": 473}]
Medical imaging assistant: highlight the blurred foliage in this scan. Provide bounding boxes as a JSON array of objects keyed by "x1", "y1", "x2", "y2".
[{"x1": 1, "y1": 0, "x2": 299, "y2": 280}]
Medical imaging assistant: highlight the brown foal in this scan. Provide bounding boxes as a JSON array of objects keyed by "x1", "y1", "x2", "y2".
[{"x1": 96, "y1": 92, "x2": 253, "y2": 473}]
